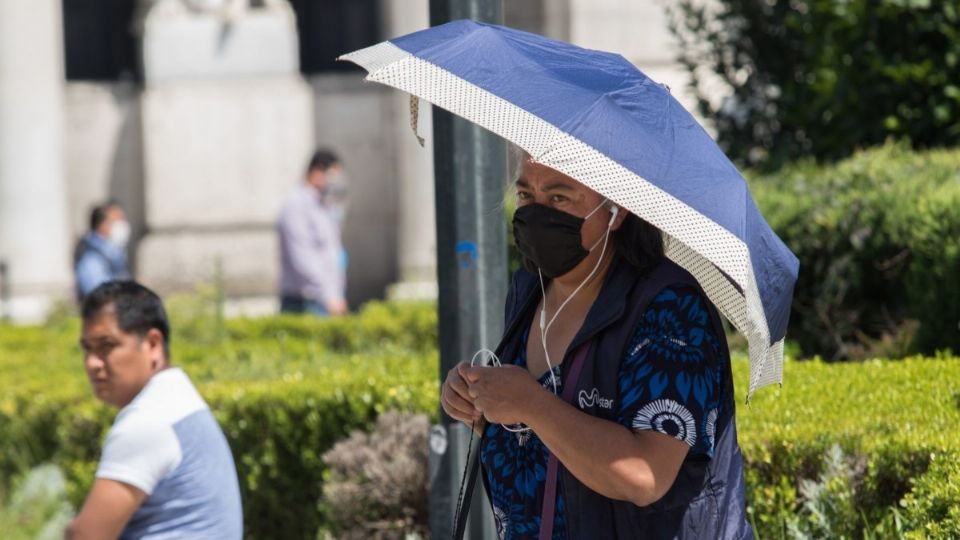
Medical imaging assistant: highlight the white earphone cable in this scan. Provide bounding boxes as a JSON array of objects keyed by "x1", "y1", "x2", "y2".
[
  {"x1": 538, "y1": 217, "x2": 612, "y2": 395},
  {"x1": 470, "y1": 203, "x2": 617, "y2": 435}
]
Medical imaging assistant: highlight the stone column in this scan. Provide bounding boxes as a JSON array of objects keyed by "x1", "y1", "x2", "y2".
[
  {"x1": 134, "y1": 0, "x2": 314, "y2": 308},
  {"x1": 0, "y1": 0, "x2": 73, "y2": 321},
  {"x1": 384, "y1": 0, "x2": 439, "y2": 300}
]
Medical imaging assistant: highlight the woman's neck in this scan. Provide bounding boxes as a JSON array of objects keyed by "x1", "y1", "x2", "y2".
[{"x1": 545, "y1": 248, "x2": 615, "y2": 311}]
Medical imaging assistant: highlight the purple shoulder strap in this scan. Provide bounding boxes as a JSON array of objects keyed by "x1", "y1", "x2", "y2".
[{"x1": 538, "y1": 342, "x2": 591, "y2": 540}]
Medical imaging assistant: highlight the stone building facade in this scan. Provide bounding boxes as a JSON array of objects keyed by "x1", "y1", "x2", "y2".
[{"x1": 0, "y1": 0, "x2": 708, "y2": 322}]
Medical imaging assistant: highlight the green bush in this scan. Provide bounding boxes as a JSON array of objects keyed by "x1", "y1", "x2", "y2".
[
  {"x1": 2, "y1": 301, "x2": 959, "y2": 538},
  {"x1": 0, "y1": 301, "x2": 439, "y2": 540},
  {"x1": 739, "y1": 354, "x2": 960, "y2": 539},
  {"x1": 749, "y1": 143, "x2": 960, "y2": 358},
  {"x1": 206, "y1": 363, "x2": 437, "y2": 539},
  {"x1": 901, "y1": 452, "x2": 960, "y2": 539},
  {"x1": 506, "y1": 144, "x2": 959, "y2": 358},
  {"x1": 668, "y1": 0, "x2": 960, "y2": 169}
]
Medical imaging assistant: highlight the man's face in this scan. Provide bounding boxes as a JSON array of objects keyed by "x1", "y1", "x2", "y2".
[
  {"x1": 80, "y1": 308, "x2": 164, "y2": 408},
  {"x1": 97, "y1": 206, "x2": 126, "y2": 237},
  {"x1": 306, "y1": 164, "x2": 341, "y2": 193}
]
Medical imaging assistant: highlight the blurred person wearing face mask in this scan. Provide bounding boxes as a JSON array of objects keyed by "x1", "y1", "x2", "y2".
[
  {"x1": 74, "y1": 201, "x2": 132, "y2": 300},
  {"x1": 277, "y1": 148, "x2": 348, "y2": 316}
]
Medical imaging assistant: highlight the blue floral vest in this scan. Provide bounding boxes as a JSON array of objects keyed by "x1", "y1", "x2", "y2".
[{"x1": 486, "y1": 255, "x2": 754, "y2": 539}]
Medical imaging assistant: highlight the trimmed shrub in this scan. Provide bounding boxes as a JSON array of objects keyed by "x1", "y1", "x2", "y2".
[
  {"x1": 505, "y1": 144, "x2": 959, "y2": 358},
  {"x1": 2, "y1": 302, "x2": 959, "y2": 538},
  {"x1": 0, "y1": 301, "x2": 439, "y2": 540},
  {"x1": 668, "y1": 0, "x2": 960, "y2": 169},
  {"x1": 901, "y1": 452, "x2": 960, "y2": 539},
  {"x1": 738, "y1": 355, "x2": 960, "y2": 538},
  {"x1": 0, "y1": 365, "x2": 437, "y2": 539},
  {"x1": 749, "y1": 143, "x2": 960, "y2": 358}
]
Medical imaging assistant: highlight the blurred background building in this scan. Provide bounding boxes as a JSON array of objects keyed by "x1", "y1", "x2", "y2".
[{"x1": 0, "y1": 0, "x2": 713, "y2": 322}]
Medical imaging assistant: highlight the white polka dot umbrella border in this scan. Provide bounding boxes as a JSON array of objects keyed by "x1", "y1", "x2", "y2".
[{"x1": 343, "y1": 40, "x2": 786, "y2": 399}]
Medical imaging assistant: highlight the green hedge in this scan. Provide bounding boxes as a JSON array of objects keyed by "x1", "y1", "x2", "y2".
[
  {"x1": 0, "y1": 301, "x2": 439, "y2": 540},
  {"x1": 749, "y1": 143, "x2": 960, "y2": 358},
  {"x1": 0, "y1": 362, "x2": 438, "y2": 539},
  {"x1": 2, "y1": 302, "x2": 959, "y2": 538},
  {"x1": 738, "y1": 353, "x2": 960, "y2": 538},
  {"x1": 505, "y1": 143, "x2": 959, "y2": 359}
]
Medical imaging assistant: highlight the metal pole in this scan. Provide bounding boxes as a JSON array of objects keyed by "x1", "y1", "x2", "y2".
[{"x1": 428, "y1": 2, "x2": 505, "y2": 539}]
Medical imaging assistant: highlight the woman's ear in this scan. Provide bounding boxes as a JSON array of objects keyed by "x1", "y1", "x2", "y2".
[{"x1": 609, "y1": 205, "x2": 628, "y2": 232}]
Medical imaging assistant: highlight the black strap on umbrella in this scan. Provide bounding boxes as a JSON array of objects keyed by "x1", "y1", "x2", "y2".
[{"x1": 452, "y1": 425, "x2": 482, "y2": 540}]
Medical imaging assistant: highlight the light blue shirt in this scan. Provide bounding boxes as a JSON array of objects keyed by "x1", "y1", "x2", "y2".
[
  {"x1": 97, "y1": 368, "x2": 243, "y2": 539},
  {"x1": 74, "y1": 232, "x2": 130, "y2": 297}
]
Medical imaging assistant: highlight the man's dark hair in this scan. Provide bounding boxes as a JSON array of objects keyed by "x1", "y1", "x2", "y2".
[
  {"x1": 89, "y1": 200, "x2": 120, "y2": 231},
  {"x1": 307, "y1": 149, "x2": 340, "y2": 173},
  {"x1": 82, "y1": 281, "x2": 171, "y2": 358}
]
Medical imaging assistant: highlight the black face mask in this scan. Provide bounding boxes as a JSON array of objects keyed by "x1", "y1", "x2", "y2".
[{"x1": 513, "y1": 203, "x2": 600, "y2": 278}]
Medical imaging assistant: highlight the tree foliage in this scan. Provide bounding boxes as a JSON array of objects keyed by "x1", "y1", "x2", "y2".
[{"x1": 669, "y1": 0, "x2": 960, "y2": 169}]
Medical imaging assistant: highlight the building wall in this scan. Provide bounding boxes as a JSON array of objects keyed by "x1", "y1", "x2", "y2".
[
  {"x1": 64, "y1": 82, "x2": 145, "y2": 257},
  {"x1": 309, "y1": 74, "x2": 399, "y2": 309},
  {"x1": 3, "y1": 0, "x2": 721, "y2": 321},
  {"x1": 567, "y1": 0, "x2": 711, "y2": 125}
]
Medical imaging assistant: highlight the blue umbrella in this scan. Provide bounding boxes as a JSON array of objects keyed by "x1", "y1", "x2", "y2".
[{"x1": 341, "y1": 20, "x2": 799, "y2": 398}]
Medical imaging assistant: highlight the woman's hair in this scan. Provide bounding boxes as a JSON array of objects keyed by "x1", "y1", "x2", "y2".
[{"x1": 612, "y1": 211, "x2": 665, "y2": 276}]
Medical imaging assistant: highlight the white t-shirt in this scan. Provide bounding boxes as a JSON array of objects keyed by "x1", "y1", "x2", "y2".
[{"x1": 96, "y1": 368, "x2": 243, "y2": 539}]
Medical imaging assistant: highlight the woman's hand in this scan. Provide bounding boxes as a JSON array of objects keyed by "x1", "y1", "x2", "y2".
[
  {"x1": 441, "y1": 361, "x2": 483, "y2": 426},
  {"x1": 463, "y1": 365, "x2": 543, "y2": 425}
]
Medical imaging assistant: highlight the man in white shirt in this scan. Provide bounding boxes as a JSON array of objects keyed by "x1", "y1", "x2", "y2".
[{"x1": 67, "y1": 281, "x2": 243, "y2": 539}]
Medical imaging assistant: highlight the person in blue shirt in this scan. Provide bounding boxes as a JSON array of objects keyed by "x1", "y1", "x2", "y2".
[{"x1": 74, "y1": 202, "x2": 132, "y2": 300}]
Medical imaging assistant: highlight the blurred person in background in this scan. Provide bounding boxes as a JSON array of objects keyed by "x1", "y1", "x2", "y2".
[
  {"x1": 74, "y1": 201, "x2": 132, "y2": 300},
  {"x1": 67, "y1": 281, "x2": 242, "y2": 539},
  {"x1": 277, "y1": 148, "x2": 348, "y2": 316}
]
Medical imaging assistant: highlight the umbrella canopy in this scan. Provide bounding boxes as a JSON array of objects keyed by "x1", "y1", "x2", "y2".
[{"x1": 341, "y1": 20, "x2": 799, "y2": 399}]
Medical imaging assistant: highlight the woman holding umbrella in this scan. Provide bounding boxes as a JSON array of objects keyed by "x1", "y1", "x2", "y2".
[
  {"x1": 440, "y1": 155, "x2": 753, "y2": 539},
  {"x1": 343, "y1": 18, "x2": 797, "y2": 540}
]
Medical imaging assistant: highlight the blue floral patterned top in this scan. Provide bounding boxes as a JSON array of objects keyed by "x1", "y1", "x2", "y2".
[{"x1": 480, "y1": 285, "x2": 726, "y2": 540}]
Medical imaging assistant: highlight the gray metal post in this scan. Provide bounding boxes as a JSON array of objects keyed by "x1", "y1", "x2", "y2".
[{"x1": 428, "y1": 2, "x2": 505, "y2": 539}]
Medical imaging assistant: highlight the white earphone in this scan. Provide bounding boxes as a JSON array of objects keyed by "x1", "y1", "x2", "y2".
[{"x1": 608, "y1": 204, "x2": 619, "y2": 225}]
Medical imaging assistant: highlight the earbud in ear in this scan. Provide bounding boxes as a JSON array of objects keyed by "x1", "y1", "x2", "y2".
[{"x1": 608, "y1": 205, "x2": 619, "y2": 225}]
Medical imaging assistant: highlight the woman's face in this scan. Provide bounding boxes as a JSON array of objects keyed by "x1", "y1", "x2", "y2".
[{"x1": 514, "y1": 159, "x2": 618, "y2": 251}]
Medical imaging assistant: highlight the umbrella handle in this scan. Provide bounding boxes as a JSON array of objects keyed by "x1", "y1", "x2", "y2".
[{"x1": 452, "y1": 430, "x2": 481, "y2": 540}]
